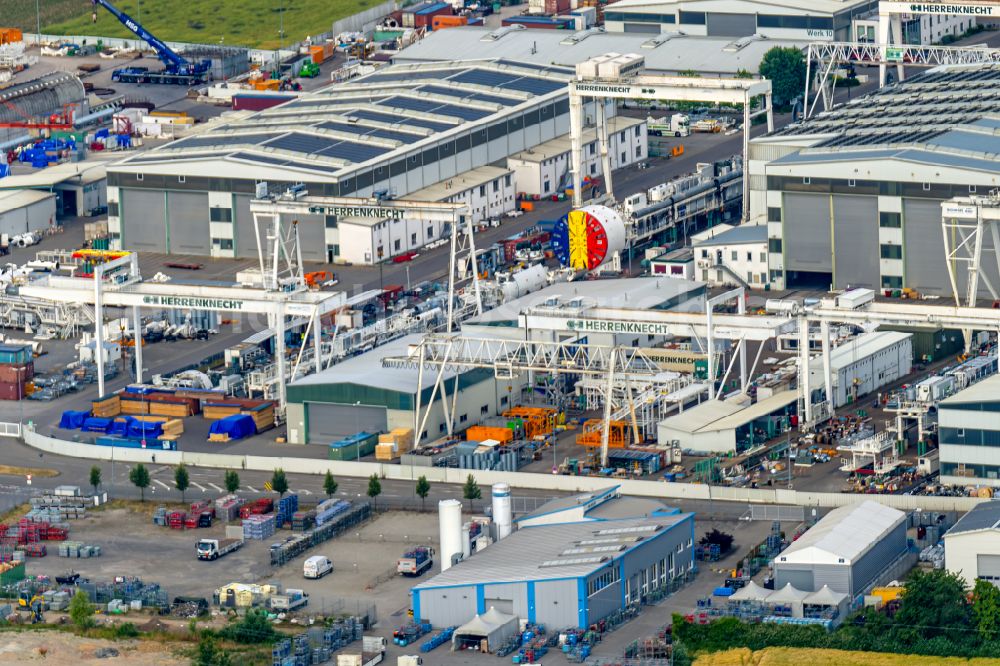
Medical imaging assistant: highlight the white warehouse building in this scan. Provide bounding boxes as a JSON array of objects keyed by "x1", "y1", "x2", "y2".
[
  {"x1": 0, "y1": 190, "x2": 56, "y2": 238},
  {"x1": 106, "y1": 59, "x2": 611, "y2": 264},
  {"x1": 807, "y1": 331, "x2": 913, "y2": 408},
  {"x1": 944, "y1": 501, "x2": 1000, "y2": 588}
]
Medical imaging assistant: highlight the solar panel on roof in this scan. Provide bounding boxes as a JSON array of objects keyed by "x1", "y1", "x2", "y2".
[
  {"x1": 360, "y1": 68, "x2": 465, "y2": 84},
  {"x1": 264, "y1": 133, "x2": 340, "y2": 154},
  {"x1": 497, "y1": 78, "x2": 564, "y2": 96},
  {"x1": 173, "y1": 133, "x2": 275, "y2": 149},
  {"x1": 318, "y1": 141, "x2": 389, "y2": 162},
  {"x1": 347, "y1": 109, "x2": 454, "y2": 131},
  {"x1": 416, "y1": 84, "x2": 519, "y2": 106},
  {"x1": 434, "y1": 104, "x2": 492, "y2": 120},
  {"x1": 449, "y1": 69, "x2": 521, "y2": 87}
]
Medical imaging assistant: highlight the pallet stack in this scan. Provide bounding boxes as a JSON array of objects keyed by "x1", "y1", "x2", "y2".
[
  {"x1": 376, "y1": 427, "x2": 415, "y2": 461},
  {"x1": 203, "y1": 398, "x2": 276, "y2": 433},
  {"x1": 239, "y1": 498, "x2": 273, "y2": 519},
  {"x1": 275, "y1": 494, "x2": 298, "y2": 528},
  {"x1": 215, "y1": 495, "x2": 245, "y2": 522},
  {"x1": 291, "y1": 510, "x2": 316, "y2": 532},
  {"x1": 242, "y1": 514, "x2": 276, "y2": 540},
  {"x1": 58, "y1": 542, "x2": 102, "y2": 558},
  {"x1": 314, "y1": 499, "x2": 350, "y2": 526},
  {"x1": 0, "y1": 343, "x2": 32, "y2": 401},
  {"x1": 167, "y1": 511, "x2": 187, "y2": 529}
]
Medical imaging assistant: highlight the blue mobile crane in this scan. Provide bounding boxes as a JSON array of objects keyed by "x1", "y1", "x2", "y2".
[{"x1": 91, "y1": 0, "x2": 212, "y2": 85}]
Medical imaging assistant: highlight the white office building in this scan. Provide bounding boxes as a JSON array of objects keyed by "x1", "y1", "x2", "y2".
[{"x1": 690, "y1": 224, "x2": 769, "y2": 289}]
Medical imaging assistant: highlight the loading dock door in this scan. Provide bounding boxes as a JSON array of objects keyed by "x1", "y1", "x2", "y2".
[
  {"x1": 306, "y1": 402, "x2": 388, "y2": 444},
  {"x1": 167, "y1": 191, "x2": 211, "y2": 255},
  {"x1": 234, "y1": 194, "x2": 262, "y2": 259},
  {"x1": 296, "y1": 214, "x2": 327, "y2": 263},
  {"x1": 978, "y1": 555, "x2": 1000, "y2": 579},
  {"x1": 121, "y1": 189, "x2": 166, "y2": 252},
  {"x1": 484, "y1": 598, "x2": 514, "y2": 615}
]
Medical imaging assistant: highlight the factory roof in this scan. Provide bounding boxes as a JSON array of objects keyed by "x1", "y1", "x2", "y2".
[
  {"x1": 776, "y1": 501, "x2": 905, "y2": 566},
  {"x1": 658, "y1": 389, "x2": 796, "y2": 434},
  {"x1": 759, "y1": 65, "x2": 1000, "y2": 170},
  {"x1": 608, "y1": 0, "x2": 862, "y2": 15},
  {"x1": 405, "y1": 166, "x2": 513, "y2": 203},
  {"x1": 693, "y1": 224, "x2": 767, "y2": 247},
  {"x1": 393, "y1": 26, "x2": 805, "y2": 76},
  {"x1": 940, "y1": 373, "x2": 1000, "y2": 407},
  {"x1": 945, "y1": 500, "x2": 1000, "y2": 537},
  {"x1": 0, "y1": 189, "x2": 56, "y2": 212},
  {"x1": 469, "y1": 276, "x2": 706, "y2": 325},
  {"x1": 413, "y1": 513, "x2": 692, "y2": 589},
  {"x1": 516, "y1": 486, "x2": 678, "y2": 525},
  {"x1": 0, "y1": 158, "x2": 109, "y2": 190},
  {"x1": 111, "y1": 59, "x2": 572, "y2": 180},
  {"x1": 508, "y1": 116, "x2": 644, "y2": 163},
  {"x1": 289, "y1": 334, "x2": 460, "y2": 393}
]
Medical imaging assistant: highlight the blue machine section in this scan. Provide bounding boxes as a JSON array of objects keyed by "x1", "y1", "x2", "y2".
[
  {"x1": 577, "y1": 578, "x2": 588, "y2": 629},
  {"x1": 526, "y1": 581, "x2": 536, "y2": 624}
]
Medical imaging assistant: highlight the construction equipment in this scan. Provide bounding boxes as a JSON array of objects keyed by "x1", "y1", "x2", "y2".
[
  {"x1": 299, "y1": 61, "x2": 320, "y2": 78},
  {"x1": 304, "y1": 271, "x2": 331, "y2": 289},
  {"x1": 91, "y1": 0, "x2": 211, "y2": 85},
  {"x1": 18, "y1": 592, "x2": 44, "y2": 610}
]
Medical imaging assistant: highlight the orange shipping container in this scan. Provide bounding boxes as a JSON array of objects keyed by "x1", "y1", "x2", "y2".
[
  {"x1": 466, "y1": 425, "x2": 513, "y2": 443},
  {"x1": 432, "y1": 15, "x2": 468, "y2": 29},
  {"x1": 0, "y1": 28, "x2": 23, "y2": 45},
  {"x1": 520, "y1": 201, "x2": 534, "y2": 212},
  {"x1": 309, "y1": 46, "x2": 324, "y2": 64}
]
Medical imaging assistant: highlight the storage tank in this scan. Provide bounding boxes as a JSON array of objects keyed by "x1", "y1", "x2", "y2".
[
  {"x1": 551, "y1": 205, "x2": 627, "y2": 271},
  {"x1": 438, "y1": 499, "x2": 463, "y2": 572},
  {"x1": 498, "y1": 264, "x2": 547, "y2": 301},
  {"x1": 491, "y1": 482, "x2": 512, "y2": 540},
  {"x1": 461, "y1": 522, "x2": 472, "y2": 559}
]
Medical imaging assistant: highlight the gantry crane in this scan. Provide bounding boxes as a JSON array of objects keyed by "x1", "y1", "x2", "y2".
[{"x1": 91, "y1": 0, "x2": 211, "y2": 85}]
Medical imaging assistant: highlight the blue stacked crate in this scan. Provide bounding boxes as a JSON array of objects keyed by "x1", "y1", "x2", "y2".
[
  {"x1": 242, "y1": 514, "x2": 276, "y2": 540},
  {"x1": 271, "y1": 638, "x2": 291, "y2": 666},
  {"x1": 275, "y1": 494, "x2": 298, "y2": 529},
  {"x1": 314, "y1": 499, "x2": 350, "y2": 526}
]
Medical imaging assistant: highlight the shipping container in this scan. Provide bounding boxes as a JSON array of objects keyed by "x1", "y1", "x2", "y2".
[
  {"x1": 465, "y1": 425, "x2": 513, "y2": 443},
  {"x1": 0, "y1": 344, "x2": 31, "y2": 365},
  {"x1": 0, "y1": 364, "x2": 31, "y2": 384},
  {"x1": 232, "y1": 94, "x2": 296, "y2": 112},
  {"x1": 329, "y1": 432, "x2": 379, "y2": 460},
  {"x1": 0, "y1": 380, "x2": 26, "y2": 401},
  {"x1": 432, "y1": 14, "x2": 468, "y2": 29}
]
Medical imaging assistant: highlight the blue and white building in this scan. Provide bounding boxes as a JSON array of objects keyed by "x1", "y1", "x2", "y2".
[{"x1": 939, "y1": 374, "x2": 1000, "y2": 487}]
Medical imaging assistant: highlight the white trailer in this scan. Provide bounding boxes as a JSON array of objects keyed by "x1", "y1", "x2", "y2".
[{"x1": 836, "y1": 288, "x2": 875, "y2": 309}]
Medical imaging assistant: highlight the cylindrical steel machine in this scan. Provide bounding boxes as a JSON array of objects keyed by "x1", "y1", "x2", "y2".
[{"x1": 551, "y1": 205, "x2": 627, "y2": 271}]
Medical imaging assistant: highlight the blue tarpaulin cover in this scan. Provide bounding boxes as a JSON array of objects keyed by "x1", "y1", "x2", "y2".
[
  {"x1": 208, "y1": 414, "x2": 256, "y2": 441},
  {"x1": 108, "y1": 418, "x2": 130, "y2": 436},
  {"x1": 713, "y1": 587, "x2": 736, "y2": 597},
  {"x1": 127, "y1": 420, "x2": 163, "y2": 439},
  {"x1": 82, "y1": 417, "x2": 113, "y2": 433},
  {"x1": 59, "y1": 410, "x2": 90, "y2": 429}
]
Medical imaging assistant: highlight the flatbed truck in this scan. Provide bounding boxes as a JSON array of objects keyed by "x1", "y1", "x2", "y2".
[{"x1": 196, "y1": 538, "x2": 243, "y2": 561}]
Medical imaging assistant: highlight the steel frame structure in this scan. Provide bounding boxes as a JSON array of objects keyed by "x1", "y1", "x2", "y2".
[{"x1": 941, "y1": 195, "x2": 1000, "y2": 323}]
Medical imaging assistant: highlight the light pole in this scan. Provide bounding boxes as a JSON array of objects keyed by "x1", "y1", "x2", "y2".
[
  {"x1": 354, "y1": 401, "x2": 361, "y2": 460},
  {"x1": 35, "y1": 0, "x2": 41, "y2": 40}
]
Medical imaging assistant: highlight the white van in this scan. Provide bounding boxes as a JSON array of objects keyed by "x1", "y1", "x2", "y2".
[{"x1": 303, "y1": 555, "x2": 333, "y2": 579}]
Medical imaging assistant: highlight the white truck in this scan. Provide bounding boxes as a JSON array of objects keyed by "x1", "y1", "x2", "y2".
[
  {"x1": 647, "y1": 113, "x2": 689, "y2": 137},
  {"x1": 398, "y1": 657, "x2": 423, "y2": 666},
  {"x1": 337, "y1": 637, "x2": 387, "y2": 666},
  {"x1": 196, "y1": 538, "x2": 244, "y2": 561}
]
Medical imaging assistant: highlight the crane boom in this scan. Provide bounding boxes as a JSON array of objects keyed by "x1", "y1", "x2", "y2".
[{"x1": 91, "y1": 0, "x2": 210, "y2": 84}]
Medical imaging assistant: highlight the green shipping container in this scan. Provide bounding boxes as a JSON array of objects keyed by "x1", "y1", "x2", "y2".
[
  {"x1": 884, "y1": 326, "x2": 964, "y2": 363},
  {"x1": 0, "y1": 562, "x2": 26, "y2": 586},
  {"x1": 328, "y1": 432, "x2": 378, "y2": 460}
]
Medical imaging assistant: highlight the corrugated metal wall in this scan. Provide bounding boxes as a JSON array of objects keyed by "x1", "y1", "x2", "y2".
[
  {"x1": 166, "y1": 191, "x2": 210, "y2": 254},
  {"x1": 783, "y1": 193, "x2": 831, "y2": 272},
  {"x1": 416, "y1": 585, "x2": 479, "y2": 627},
  {"x1": 533, "y1": 579, "x2": 579, "y2": 628},
  {"x1": 851, "y1": 521, "x2": 906, "y2": 596},
  {"x1": 773, "y1": 564, "x2": 815, "y2": 591},
  {"x1": 233, "y1": 194, "x2": 260, "y2": 258},
  {"x1": 306, "y1": 402, "x2": 387, "y2": 444},
  {"x1": 832, "y1": 194, "x2": 878, "y2": 289},
  {"x1": 707, "y1": 13, "x2": 757, "y2": 37},
  {"x1": 482, "y1": 582, "x2": 527, "y2": 617},
  {"x1": 904, "y1": 198, "x2": 951, "y2": 295},
  {"x1": 121, "y1": 189, "x2": 166, "y2": 252}
]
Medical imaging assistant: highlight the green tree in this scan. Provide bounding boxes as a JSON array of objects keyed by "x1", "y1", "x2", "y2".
[
  {"x1": 758, "y1": 46, "x2": 806, "y2": 108},
  {"x1": 323, "y1": 471, "x2": 338, "y2": 498},
  {"x1": 224, "y1": 469, "x2": 240, "y2": 494},
  {"x1": 974, "y1": 578, "x2": 1000, "y2": 642},
  {"x1": 462, "y1": 474, "x2": 481, "y2": 510},
  {"x1": 68, "y1": 589, "x2": 94, "y2": 630},
  {"x1": 896, "y1": 568, "x2": 971, "y2": 640},
  {"x1": 367, "y1": 474, "x2": 382, "y2": 511},
  {"x1": 194, "y1": 634, "x2": 233, "y2": 666},
  {"x1": 219, "y1": 608, "x2": 278, "y2": 644},
  {"x1": 271, "y1": 468, "x2": 288, "y2": 498},
  {"x1": 415, "y1": 475, "x2": 430, "y2": 511},
  {"x1": 89, "y1": 466, "x2": 102, "y2": 496},
  {"x1": 735, "y1": 68, "x2": 753, "y2": 79},
  {"x1": 175, "y1": 464, "x2": 190, "y2": 503},
  {"x1": 129, "y1": 463, "x2": 150, "y2": 502}
]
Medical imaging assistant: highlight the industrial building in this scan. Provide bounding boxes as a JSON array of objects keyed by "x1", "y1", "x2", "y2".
[
  {"x1": 750, "y1": 65, "x2": 1000, "y2": 295},
  {"x1": 773, "y1": 500, "x2": 908, "y2": 598},
  {"x1": 515, "y1": 485, "x2": 682, "y2": 528},
  {"x1": 689, "y1": 223, "x2": 769, "y2": 289},
  {"x1": 284, "y1": 334, "x2": 510, "y2": 445},
  {"x1": 807, "y1": 331, "x2": 913, "y2": 408},
  {"x1": 944, "y1": 501, "x2": 1000, "y2": 588},
  {"x1": 0, "y1": 159, "x2": 109, "y2": 219},
  {"x1": 106, "y1": 59, "x2": 608, "y2": 263},
  {"x1": 506, "y1": 117, "x2": 647, "y2": 197},
  {"x1": 0, "y1": 190, "x2": 56, "y2": 237},
  {"x1": 393, "y1": 26, "x2": 806, "y2": 76},
  {"x1": 938, "y1": 375, "x2": 1000, "y2": 487},
  {"x1": 600, "y1": 0, "x2": 877, "y2": 41},
  {"x1": 412, "y1": 512, "x2": 695, "y2": 629},
  {"x1": 655, "y1": 390, "x2": 797, "y2": 453}
]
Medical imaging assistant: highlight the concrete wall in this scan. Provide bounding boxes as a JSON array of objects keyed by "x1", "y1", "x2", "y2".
[{"x1": 20, "y1": 426, "x2": 986, "y2": 512}]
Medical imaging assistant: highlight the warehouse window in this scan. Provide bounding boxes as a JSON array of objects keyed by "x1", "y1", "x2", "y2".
[
  {"x1": 136, "y1": 174, "x2": 143, "y2": 181},
  {"x1": 459, "y1": 414, "x2": 468, "y2": 423},
  {"x1": 178, "y1": 175, "x2": 186, "y2": 183},
  {"x1": 880, "y1": 244, "x2": 902, "y2": 259},
  {"x1": 108, "y1": 201, "x2": 119, "y2": 217},
  {"x1": 210, "y1": 207, "x2": 232, "y2": 222},
  {"x1": 217, "y1": 239, "x2": 233, "y2": 250},
  {"x1": 493, "y1": 180, "x2": 499, "y2": 193},
  {"x1": 587, "y1": 568, "x2": 620, "y2": 596},
  {"x1": 505, "y1": 175, "x2": 512, "y2": 188},
  {"x1": 879, "y1": 212, "x2": 901, "y2": 228},
  {"x1": 427, "y1": 226, "x2": 434, "y2": 238},
  {"x1": 480, "y1": 404, "x2": 489, "y2": 415},
  {"x1": 679, "y1": 10, "x2": 705, "y2": 24},
  {"x1": 767, "y1": 207, "x2": 782, "y2": 222},
  {"x1": 500, "y1": 396, "x2": 508, "y2": 406},
  {"x1": 881, "y1": 275, "x2": 903, "y2": 289},
  {"x1": 480, "y1": 185, "x2": 486, "y2": 197},
  {"x1": 440, "y1": 424, "x2": 446, "y2": 433},
  {"x1": 394, "y1": 239, "x2": 401, "y2": 251},
  {"x1": 325, "y1": 216, "x2": 337, "y2": 229},
  {"x1": 411, "y1": 233, "x2": 416, "y2": 245}
]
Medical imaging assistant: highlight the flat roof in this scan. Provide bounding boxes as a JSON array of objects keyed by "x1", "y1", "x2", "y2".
[
  {"x1": 413, "y1": 513, "x2": 692, "y2": 589},
  {"x1": 508, "y1": 116, "x2": 644, "y2": 163},
  {"x1": 406, "y1": 166, "x2": 513, "y2": 203},
  {"x1": 0, "y1": 159, "x2": 110, "y2": 189},
  {"x1": 693, "y1": 224, "x2": 767, "y2": 247},
  {"x1": 393, "y1": 26, "x2": 806, "y2": 76},
  {"x1": 113, "y1": 60, "x2": 573, "y2": 180},
  {"x1": 659, "y1": 390, "x2": 796, "y2": 434},
  {"x1": 778, "y1": 500, "x2": 905, "y2": 565},
  {"x1": 609, "y1": 0, "x2": 864, "y2": 14},
  {"x1": 0, "y1": 189, "x2": 56, "y2": 212},
  {"x1": 468, "y1": 276, "x2": 705, "y2": 325}
]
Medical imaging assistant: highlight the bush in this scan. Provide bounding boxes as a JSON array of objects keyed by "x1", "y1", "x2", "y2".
[
  {"x1": 115, "y1": 622, "x2": 139, "y2": 638},
  {"x1": 218, "y1": 609, "x2": 278, "y2": 645}
]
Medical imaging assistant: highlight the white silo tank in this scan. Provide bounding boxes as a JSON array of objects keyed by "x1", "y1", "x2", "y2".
[
  {"x1": 438, "y1": 499, "x2": 463, "y2": 572},
  {"x1": 491, "y1": 483, "x2": 512, "y2": 540},
  {"x1": 461, "y1": 522, "x2": 472, "y2": 559}
]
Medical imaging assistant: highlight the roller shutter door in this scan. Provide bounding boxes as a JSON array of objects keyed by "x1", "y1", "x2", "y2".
[
  {"x1": 706, "y1": 13, "x2": 756, "y2": 37},
  {"x1": 623, "y1": 23, "x2": 659, "y2": 33},
  {"x1": 296, "y1": 214, "x2": 327, "y2": 263},
  {"x1": 233, "y1": 194, "x2": 261, "y2": 259},
  {"x1": 166, "y1": 191, "x2": 211, "y2": 255},
  {"x1": 121, "y1": 189, "x2": 166, "y2": 252},
  {"x1": 832, "y1": 195, "x2": 878, "y2": 289},
  {"x1": 783, "y1": 193, "x2": 831, "y2": 272},
  {"x1": 484, "y1": 598, "x2": 514, "y2": 615},
  {"x1": 904, "y1": 198, "x2": 952, "y2": 295},
  {"x1": 306, "y1": 402, "x2": 387, "y2": 444},
  {"x1": 978, "y1": 554, "x2": 1000, "y2": 579}
]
